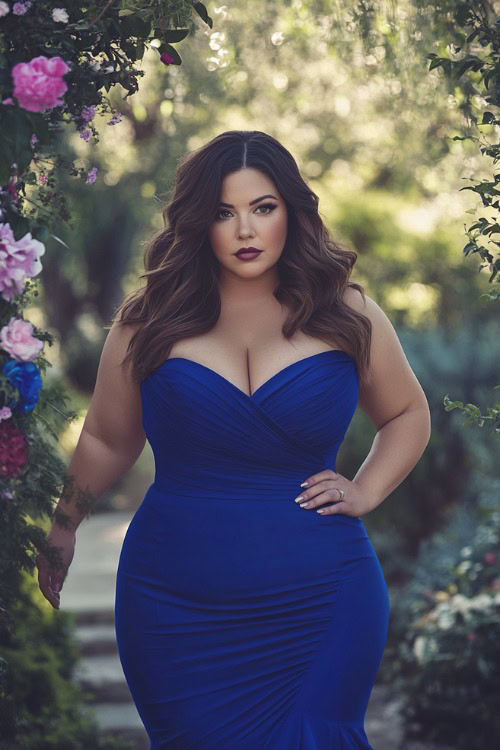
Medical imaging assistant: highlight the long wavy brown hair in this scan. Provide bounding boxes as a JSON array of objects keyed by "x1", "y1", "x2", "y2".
[{"x1": 105, "y1": 130, "x2": 372, "y2": 386}]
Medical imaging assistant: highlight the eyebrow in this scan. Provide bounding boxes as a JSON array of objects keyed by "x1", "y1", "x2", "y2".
[{"x1": 219, "y1": 194, "x2": 278, "y2": 208}]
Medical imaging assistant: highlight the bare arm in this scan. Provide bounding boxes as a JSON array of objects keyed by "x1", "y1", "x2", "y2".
[
  {"x1": 347, "y1": 290, "x2": 431, "y2": 510},
  {"x1": 53, "y1": 321, "x2": 146, "y2": 533},
  {"x1": 53, "y1": 430, "x2": 144, "y2": 532}
]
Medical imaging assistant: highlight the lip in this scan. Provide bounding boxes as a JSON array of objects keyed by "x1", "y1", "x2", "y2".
[{"x1": 234, "y1": 247, "x2": 262, "y2": 256}]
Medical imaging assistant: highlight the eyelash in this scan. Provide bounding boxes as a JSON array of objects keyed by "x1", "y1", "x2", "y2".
[{"x1": 215, "y1": 203, "x2": 277, "y2": 221}]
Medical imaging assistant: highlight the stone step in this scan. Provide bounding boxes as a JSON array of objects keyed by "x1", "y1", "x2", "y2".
[
  {"x1": 74, "y1": 622, "x2": 118, "y2": 656},
  {"x1": 73, "y1": 652, "x2": 132, "y2": 703},
  {"x1": 98, "y1": 725, "x2": 149, "y2": 750}
]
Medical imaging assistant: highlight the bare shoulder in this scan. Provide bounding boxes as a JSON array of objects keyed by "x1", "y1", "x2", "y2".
[
  {"x1": 343, "y1": 287, "x2": 430, "y2": 430},
  {"x1": 81, "y1": 320, "x2": 146, "y2": 455}
]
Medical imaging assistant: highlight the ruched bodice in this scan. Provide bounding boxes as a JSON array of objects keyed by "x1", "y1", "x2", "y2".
[
  {"x1": 141, "y1": 350, "x2": 359, "y2": 498},
  {"x1": 114, "y1": 348, "x2": 390, "y2": 749}
]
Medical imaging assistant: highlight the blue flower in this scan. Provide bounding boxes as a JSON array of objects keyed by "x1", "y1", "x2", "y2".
[{"x1": 2, "y1": 358, "x2": 42, "y2": 412}]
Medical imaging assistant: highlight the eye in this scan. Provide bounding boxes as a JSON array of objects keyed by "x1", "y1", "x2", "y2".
[{"x1": 215, "y1": 203, "x2": 277, "y2": 221}]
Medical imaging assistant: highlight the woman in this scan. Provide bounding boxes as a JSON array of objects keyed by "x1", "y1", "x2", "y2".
[{"x1": 38, "y1": 130, "x2": 431, "y2": 749}]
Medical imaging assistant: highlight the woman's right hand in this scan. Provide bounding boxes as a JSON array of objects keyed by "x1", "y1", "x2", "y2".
[{"x1": 36, "y1": 524, "x2": 76, "y2": 610}]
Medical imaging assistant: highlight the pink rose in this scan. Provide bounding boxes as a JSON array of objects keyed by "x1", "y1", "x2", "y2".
[
  {"x1": 0, "y1": 407, "x2": 12, "y2": 421},
  {"x1": 0, "y1": 222, "x2": 45, "y2": 301},
  {"x1": 0, "y1": 317, "x2": 44, "y2": 362},
  {"x1": 12, "y1": 55, "x2": 70, "y2": 113}
]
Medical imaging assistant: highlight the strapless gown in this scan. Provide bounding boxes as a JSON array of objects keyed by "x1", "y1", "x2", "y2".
[{"x1": 114, "y1": 350, "x2": 390, "y2": 749}]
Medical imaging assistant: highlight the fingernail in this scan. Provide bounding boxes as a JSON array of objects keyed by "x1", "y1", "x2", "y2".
[
  {"x1": 294, "y1": 496, "x2": 304, "y2": 503},
  {"x1": 300, "y1": 481, "x2": 308, "y2": 487}
]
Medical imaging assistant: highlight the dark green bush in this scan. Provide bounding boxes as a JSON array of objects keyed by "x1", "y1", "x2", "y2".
[
  {"x1": 383, "y1": 474, "x2": 500, "y2": 749},
  {"x1": 0, "y1": 572, "x2": 132, "y2": 750}
]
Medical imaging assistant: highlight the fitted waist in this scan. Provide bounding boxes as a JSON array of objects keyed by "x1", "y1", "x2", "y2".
[{"x1": 152, "y1": 463, "x2": 332, "y2": 501}]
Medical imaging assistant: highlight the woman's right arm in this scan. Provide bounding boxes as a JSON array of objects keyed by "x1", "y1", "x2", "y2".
[{"x1": 37, "y1": 321, "x2": 146, "y2": 608}]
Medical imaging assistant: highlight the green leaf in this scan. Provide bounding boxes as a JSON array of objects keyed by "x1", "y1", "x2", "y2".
[
  {"x1": 164, "y1": 28, "x2": 191, "y2": 43},
  {"x1": 49, "y1": 234, "x2": 71, "y2": 250},
  {"x1": 0, "y1": 109, "x2": 34, "y2": 176},
  {"x1": 192, "y1": 2, "x2": 213, "y2": 29},
  {"x1": 482, "y1": 111, "x2": 496, "y2": 124},
  {"x1": 158, "y1": 43, "x2": 182, "y2": 66}
]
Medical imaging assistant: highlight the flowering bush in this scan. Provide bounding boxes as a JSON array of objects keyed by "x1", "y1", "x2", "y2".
[
  {"x1": 0, "y1": 2, "x2": 212, "y2": 745},
  {"x1": 0, "y1": 0, "x2": 212, "y2": 234},
  {"x1": 12, "y1": 55, "x2": 71, "y2": 112},
  {"x1": 385, "y1": 477, "x2": 500, "y2": 749}
]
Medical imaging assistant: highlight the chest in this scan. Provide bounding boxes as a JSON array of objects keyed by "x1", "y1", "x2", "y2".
[{"x1": 167, "y1": 300, "x2": 342, "y2": 398}]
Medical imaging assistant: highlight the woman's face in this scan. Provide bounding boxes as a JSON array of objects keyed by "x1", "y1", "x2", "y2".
[{"x1": 207, "y1": 168, "x2": 288, "y2": 279}]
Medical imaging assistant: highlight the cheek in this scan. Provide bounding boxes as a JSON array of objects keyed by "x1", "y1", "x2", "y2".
[
  {"x1": 267, "y1": 212, "x2": 287, "y2": 243},
  {"x1": 208, "y1": 225, "x2": 226, "y2": 251}
]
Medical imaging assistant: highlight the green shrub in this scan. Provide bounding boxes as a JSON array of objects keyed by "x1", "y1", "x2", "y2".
[
  {"x1": 0, "y1": 572, "x2": 132, "y2": 750},
  {"x1": 384, "y1": 475, "x2": 500, "y2": 749}
]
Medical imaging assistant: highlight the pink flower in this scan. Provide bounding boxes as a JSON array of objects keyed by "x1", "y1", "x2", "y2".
[
  {"x1": 85, "y1": 166, "x2": 97, "y2": 184},
  {"x1": 0, "y1": 222, "x2": 45, "y2": 301},
  {"x1": 2, "y1": 97, "x2": 14, "y2": 105},
  {"x1": 13, "y1": 2, "x2": 31, "y2": 15},
  {"x1": 160, "y1": 52, "x2": 175, "y2": 66},
  {"x1": 30, "y1": 133, "x2": 38, "y2": 148},
  {"x1": 0, "y1": 317, "x2": 44, "y2": 362},
  {"x1": 12, "y1": 55, "x2": 70, "y2": 113},
  {"x1": 467, "y1": 632, "x2": 477, "y2": 642},
  {"x1": 39, "y1": 174, "x2": 46, "y2": 184},
  {"x1": 0, "y1": 407, "x2": 12, "y2": 421},
  {"x1": 7, "y1": 175, "x2": 18, "y2": 201},
  {"x1": 0, "y1": 2, "x2": 10, "y2": 18},
  {"x1": 79, "y1": 129, "x2": 91, "y2": 142},
  {"x1": 484, "y1": 552, "x2": 497, "y2": 565}
]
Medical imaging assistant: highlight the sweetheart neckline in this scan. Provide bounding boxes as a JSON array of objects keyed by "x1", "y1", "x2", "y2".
[{"x1": 159, "y1": 349, "x2": 354, "y2": 400}]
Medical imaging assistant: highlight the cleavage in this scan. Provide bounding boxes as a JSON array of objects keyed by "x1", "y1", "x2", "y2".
[{"x1": 167, "y1": 300, "x2": 341, "y2": 397}]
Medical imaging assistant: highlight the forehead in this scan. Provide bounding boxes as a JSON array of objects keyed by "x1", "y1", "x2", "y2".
[{"x1": 220, "y1": 168, "x2": 277, "y2": 197}]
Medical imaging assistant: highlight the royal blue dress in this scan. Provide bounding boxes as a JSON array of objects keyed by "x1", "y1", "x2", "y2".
[{"x1": 114, "y1": 349, "x2": 390, "y2": 749}]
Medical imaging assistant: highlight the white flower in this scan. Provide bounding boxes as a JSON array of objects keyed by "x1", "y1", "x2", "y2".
[
  {"x1": 435, "y1": 603, "x2": 455, "y2": 630},
  {"x1": 52, "y1": 7, "x2": 69, "y2": 23},
  {"x1": 0, "y1": 2, "x2": 10, "y2": 18},
  {"x1": 449, "y1": 594, "x2": 474, "y2": 620},
  {"x1": 103, "y1": 64, "x2": 114, "y2": 73},
  {"x1": 413, "y1": 635, "x2": 426, "y2": 663},
  {"x1": 469, "y1": 593, "x2": 493, "y2": 611},
  {"x1": 89, "y1": 60, "x2": 102, "y2": 72},
  {"x1": 413, "y1": 635, "x2": 439, "y2": 664}
]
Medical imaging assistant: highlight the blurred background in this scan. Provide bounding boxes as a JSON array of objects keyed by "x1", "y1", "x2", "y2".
[{"x1": 20, "y1": 1, "x2": 499, "y2": 748}]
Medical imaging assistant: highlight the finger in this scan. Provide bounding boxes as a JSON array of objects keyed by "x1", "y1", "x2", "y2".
[
  {"x1": 316, "y1": 501, "x2": 351, "y2": 516},
  {"x1": 295, "y1": 486, "x2": 342, "y2": 508},
  {"x1": 300, "y1": 469, "x2": 339, "y2": 488},
  {"x1": 37, "y1": 561, "x2": 61, "y2": 608}
]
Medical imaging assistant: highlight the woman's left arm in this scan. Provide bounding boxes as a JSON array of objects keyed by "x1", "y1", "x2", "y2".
[
  {"x1": 350, "y1": 290, "x2": 431, "y2": 512},
  {"x1": 294, "y1": 291, "x2": 431, "y2": 517}
]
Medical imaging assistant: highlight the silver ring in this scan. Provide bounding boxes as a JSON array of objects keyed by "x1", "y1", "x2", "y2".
[{"x1": 337, "y1": 488, "x2": 345, "y2": 501}]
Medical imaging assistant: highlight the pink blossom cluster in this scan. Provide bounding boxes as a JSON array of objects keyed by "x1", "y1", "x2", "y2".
[
  {"x1": 0, "y1": 222, "x2": 45, "y2": 301},
  {"x1": 0, "y1": 317, "x2": 44, "y2": 361},
  {"x1": 13, "y1": 1, "x2": 33, "y2": 15},
  {"x1": 12, "y1": 55, "x2": 70, "y2": 113}
]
